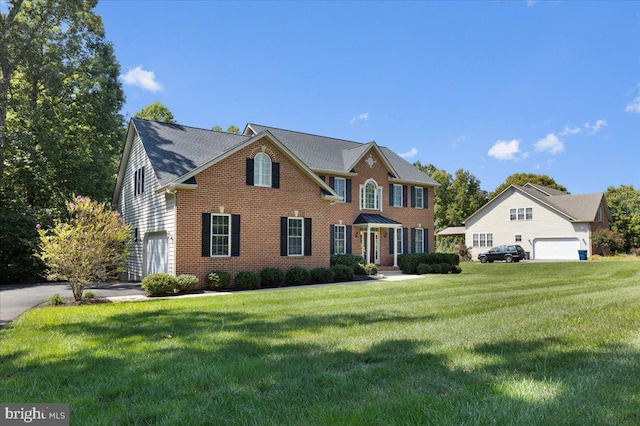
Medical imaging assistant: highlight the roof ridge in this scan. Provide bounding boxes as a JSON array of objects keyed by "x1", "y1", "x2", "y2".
[{"x1": 248, "y1": 123, "x2": 364, "y2": 146}]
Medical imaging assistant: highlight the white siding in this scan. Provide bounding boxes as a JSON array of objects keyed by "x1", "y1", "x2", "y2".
[
  {"x1": 465, "y1": 187, "x2": 590, "y2": 260},
  {"x1": 117, "y1": 133, "x2": 174, "y2": 280}
]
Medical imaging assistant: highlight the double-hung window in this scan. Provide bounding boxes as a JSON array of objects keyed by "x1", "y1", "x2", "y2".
[
  {"x1": 334, "y1": 225, "x2": 346, "y2": 255},
  {"x1": 396, "y1": 228, "x2": 403, "y2": 254},
  {"x1": 473, "y1": 232, "x2": 493, "y2": 247},
  {"x1": 414, "y1": 187, "x2": 424, "y2": 209},
  {"x1": 334, "y1": 177, "x2": 346, "y2": 202},
  {"x1": 288, "y1": 218, "x2": 303, "y2": 256},
  {"x1": 392, "y1": 184, "x2": 402, "y2": 207},
  {"x1": 511, "y1": 207, "x2": 533, "y2": 220},
  {"x1": 414, "y1": 228, "x2": 424, "y2": 253},
  {"x1": 210, "y1": 214, "x2": 230, "y2": 256}
]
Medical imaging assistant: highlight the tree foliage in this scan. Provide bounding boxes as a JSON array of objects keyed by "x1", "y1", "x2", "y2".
[
  {"x1": 414, "y1": 162, "x2": 488, "y2": 230},
  {"x1": 1, "y1": 0, "x2": 125, "y2": 282},
  {"x1": 592, "y1": 229, "x2": 626, "y2": 255},
  {"x1": 212, "y1": 125, "x2": 240, "y2": 134},
  {"x1": 133, "y1": 102, "x2": 176, "y2": 123},
  {"x1": 490, "y1": 173, "x2": 567, "y2": 199},
  {"x1": 605, "y1": 185, "x2": 640, "y2": 250},
  {"x1": 38, "y1": 196, "x2": 131, "y2": 300}
]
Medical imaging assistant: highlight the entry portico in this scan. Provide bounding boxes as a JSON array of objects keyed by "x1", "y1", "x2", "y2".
[{"x1": 354, "y1": 214, "x2": 402, "y2": 267}]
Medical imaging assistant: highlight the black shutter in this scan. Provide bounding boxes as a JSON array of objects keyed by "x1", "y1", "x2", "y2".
[
  {"x1": 403, "y1": 228, "x2": 409, "y2": 254},
  {"x1": 141, "y1": 167, "x2": 145, "y2": 194},
  {"x1": 272, "y1": 162, "x2": 280, "y2": 188},
  {"x1": 424, "y1": 228, "x2": 429, "y2": 253},
  {"x1": 403, "y1": 185, "x2": 408, "y2": 207},
  {"x1": 201, "y1": 213, "x2": 211, "y2": 257},
  {"x1": 346, "y1": 225, "x2": 352, "y2": 254},
  {"x1": 411, "y1": 186, "x2": 416, "y2": 208},
  {"x1": 346, "y1": 179, "x2": 352, "y2": 203},
  {"x1": 304, "y1": 218, "x2": 312, "y2": 256},
  {"x1": 389, "y1": 228, "x2": 395, "y2": 254},
  {"x1": 389, "y1": 184, "x2": 394, "y2": 206},
  {"x1": 318, "y1": 175, "x2": 325, "y2": 183},
  {"x1": 411, "y1": 228, "x2": 416, "y2": 253},
  {"x1": 246, "y1": 158, "x2": 254, "y2": 186},
  {"x1": 330, "y1": 225, "x2": 335, "y2": 255},
  {"x1": 329, "y1": 176, "x2": 335, "y2": 189},
  {"x1": 280, "y1": 217, "x2": 287, "y2": 256},
  {"x1": 424, "y1": 187, "x2": 428, "y2": 208},
  {"x1": 231, "y1": 214, "x2": 240, "y2": 257}
]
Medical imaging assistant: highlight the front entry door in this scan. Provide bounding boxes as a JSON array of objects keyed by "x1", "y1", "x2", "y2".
[{"x1": 361, "y1": 231, "x2": 380, "y2": 264}]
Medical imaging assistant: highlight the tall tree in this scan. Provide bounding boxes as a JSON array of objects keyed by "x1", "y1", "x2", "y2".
[
  {"x1": 605, "y1": 185, "x2": 640, "y2": 250},
  {"x1": 0, "y1": 0, "x2": 125, "y2": 282},
  {"x1": 414, "y1": 162, "x2": 487, "y2": 230},
  {"x1": 490, "y1": 173, "x2": 567, "y2": 199},
  {"x1": 133, "y1": 102, "x2": 175, "y2": 123},
  {"x1": 212, "y1": 124, "x2": 240, "y2": 134}
]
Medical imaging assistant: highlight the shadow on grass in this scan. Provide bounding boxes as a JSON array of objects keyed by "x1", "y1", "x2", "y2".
[{"x1": 1, "y1": 306, "x2": 639, "y2": 425}]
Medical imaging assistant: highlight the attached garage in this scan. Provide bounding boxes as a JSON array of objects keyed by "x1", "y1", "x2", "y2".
[
  {"x1": 145, "y1": 233, "x2": 169, "y2": 275},
  {"x1": 533, "y1": 238, "x2": 580, "y2": 260}
]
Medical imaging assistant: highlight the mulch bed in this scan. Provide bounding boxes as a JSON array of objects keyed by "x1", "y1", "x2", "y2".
[{"x1": 36, "y1": 297, "x2": 113, "y2": 308}]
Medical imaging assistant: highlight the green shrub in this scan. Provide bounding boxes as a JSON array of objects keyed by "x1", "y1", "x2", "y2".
[
  {"x1": 430, "y1": 264, "x2": 442, "y2": 274},
  {"x1": 331, "y1": 264, "x2": 355, "y2": 282},
  {"x1": 310, "y1": 267, "x2": 335, "y2": 284},
  {"x1": 142, "y1": 273, "x2": 178, "y2": 296},
  {"x1": 331, "y1": 254, "x2": 365, "y2": 268},
  {"x1": 353, "y1": 263, "x2": 366, "y2": 275},
  {"x1": 398, "y1": 253, "x2": 459, "y2": 273},
  {"x1": 286, "y1": 267, "x2": 310, "y2": 286},
  {"x1": 235, "y1": 271, "x2": 260, "y2": 290},
  {"x1": 260, "y1": 268, "x2": 285, "y2": 288},
  {"x1": 439, "y1": 263, "x2": 452, "y2": 274},
  {"x1": 416, "y1": 263, "x2": 430, "y2": 274},
  {"x1": 452, "y1": 265, "x2": 462, "y2": 274},
  {"x1": 50, "y1": 293, "x2": 65, "y2": 305},
  {"x1": 84, "y1": 290, "x2": 96, "y2": 299},
  {"x1": 176, "y1": 274, "x2": 199, "y2": 293},
  {"x1": 206, "y1": 270, "x2": 231, "y2": 291},
  {"x1": 362, "y1": 263, "x2": 378, "y2": 275}
]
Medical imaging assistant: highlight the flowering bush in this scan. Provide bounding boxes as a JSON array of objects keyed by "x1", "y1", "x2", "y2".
[
  {"x1": 455, "y1": 243, "x2": 472, "y2": 262},
  {"x1": 37, "y1": 196, "x2": 131, "y2": 300}
]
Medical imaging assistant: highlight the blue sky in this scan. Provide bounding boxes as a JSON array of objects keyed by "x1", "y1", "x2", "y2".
[{"x1": 96, "y1": 1, "x2": 639, "y2": 195}]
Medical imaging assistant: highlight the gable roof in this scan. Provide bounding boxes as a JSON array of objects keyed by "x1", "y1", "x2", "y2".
[
  {"x1": 245, "y1": 123, "x2": 438, "y2": 185},
  {"x1": 464, "y1": 183, "x2": 608, "y2": 224}
]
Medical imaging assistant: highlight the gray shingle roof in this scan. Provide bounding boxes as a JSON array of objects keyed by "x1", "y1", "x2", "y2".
[
  {"x1": 133, "y1": 118, "x2": 250, "y2": 187},
  {"x1": 354, "y1": 213, "x2": 401, "y2": 226},
  {"x1": 247, "y1": 123, "x2": 438, "y2": 185},
  {"x1": 517, "y1": 184, "x2": 603, "y2": 221},
  {"x1": 133, "y1": 119, "x2": 437, "y2": 187}
]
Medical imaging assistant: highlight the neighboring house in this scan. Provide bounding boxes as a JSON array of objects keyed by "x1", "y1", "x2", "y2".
[
  {"x1": 112, "y1": 119, "x2": 437, "y2": 282},
  {"x1": 463, "y1": 183, "x2": 611, "y2": 260}
]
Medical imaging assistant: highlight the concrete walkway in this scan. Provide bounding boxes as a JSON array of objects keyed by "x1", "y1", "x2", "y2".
[{"x1": 0, "y1": 271, "x2": 422, "y2": 327}]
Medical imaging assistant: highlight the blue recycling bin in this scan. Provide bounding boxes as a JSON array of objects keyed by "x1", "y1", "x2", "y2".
[{"x1": 578, "y1": 250, "x2": 587, "y2": 260}]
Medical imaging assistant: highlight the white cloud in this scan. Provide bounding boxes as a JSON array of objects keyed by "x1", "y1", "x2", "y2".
[
  {"x1": 120, "y1": 66, "x2": 163, "y2": 92},
  {"x1": 350, "y1": 112, "x2": 369, "y2": 124},
  {"x1": 584, "y1": 119, "x2": 607, "y2": 133},
  {"x1": 452, "y1": 135, "x2": 466, "y2": 147},
  {"x1": 399, "y1": 147, "x2": 418, "y2": 158},
  {"x1": 535, "y1": 133, "x2": 564, "y2": 154},
  {"x1": 626, "y1": 84, "x2": 640, "y2": 113},
  {"x1": 527, "y1": 0, "x2": 537, "y2": 6},
  {"x1": 488, "y1": 139, "x2": 522, "y2": 161},
  {"x1": 559, "y1": 124, "x2": 582, "y2": 136}
]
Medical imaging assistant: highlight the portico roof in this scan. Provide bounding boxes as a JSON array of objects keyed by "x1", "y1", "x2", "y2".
[{"x1": 353, "y1": 213, "x2": 401, "y2": 227}]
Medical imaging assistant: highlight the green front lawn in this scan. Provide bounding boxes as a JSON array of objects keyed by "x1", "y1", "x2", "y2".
[{"x1": 1, "y1": 261, "x2": 639, "y2": 425}]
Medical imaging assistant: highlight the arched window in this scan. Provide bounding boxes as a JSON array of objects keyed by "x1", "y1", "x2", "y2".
[
  {"x1": 360, "y1": 179, "x2": 381, "y2": 210},
  {"x1": 254, "y1": 152, "x2": 272, "y2": 187}
]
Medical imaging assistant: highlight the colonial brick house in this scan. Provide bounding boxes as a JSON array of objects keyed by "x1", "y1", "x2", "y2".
[{"x1": 112, "y1": 119, "x2": 438, "y2": 282}]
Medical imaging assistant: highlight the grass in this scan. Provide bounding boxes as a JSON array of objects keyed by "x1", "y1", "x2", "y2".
[{"x1": 1, "y1": 261, "x2": 639, "y2": 425}]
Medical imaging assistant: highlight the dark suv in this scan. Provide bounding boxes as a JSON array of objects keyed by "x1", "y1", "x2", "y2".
[{"x1": 478, "y1": 245, "x2": 526, "y2": 263}]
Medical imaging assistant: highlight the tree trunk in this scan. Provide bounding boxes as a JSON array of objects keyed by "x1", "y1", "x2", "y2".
[{"x1": 70, "y1": 281, "x2": 84, "y2": 301}]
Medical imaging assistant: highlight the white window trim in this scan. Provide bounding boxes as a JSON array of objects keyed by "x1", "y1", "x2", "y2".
[
  {"x1": 472, "y1": 232, "x2": 494, "y2": 247},
  {"x1": 254, "y1": 152, "x2": 272, "y2": 187},
  {"x1": 360, "y1": 179, "x2": 382, "y2": 211},
  {"x1": 510, "y1": 207, "x2": 533, "y2": 221},
  {"x1": 288, "y1": 217, "x2": 304, "y2": 257},
  {"x1": 210, "y1": 214, "x2": 231, "y2": 258},
  {"x1": 334, "y1": 177, "x2": 346, "y2": 203},
  {"x1": 415, "y1": 187, "x2": 424, "y2": 209},
  {"x1": 334, "y1": 224, "x2": 346, "y2": 255}
]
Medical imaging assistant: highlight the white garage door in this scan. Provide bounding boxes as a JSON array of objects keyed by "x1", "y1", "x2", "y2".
[
  {"x1": 533, "y1": 238, "x2": 580, "y2": 260},
  {"x1": 145, "y1": 233, "x2": 168, "y2": 275}
]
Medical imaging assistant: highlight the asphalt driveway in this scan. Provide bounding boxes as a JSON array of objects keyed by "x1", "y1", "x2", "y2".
[{"x1": 0, "y1": 281, "x2": 145, "y2": 327}]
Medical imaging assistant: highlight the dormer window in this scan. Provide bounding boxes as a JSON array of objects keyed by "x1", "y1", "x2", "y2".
[
  {"x1": 360, "y1": 179, "x2": 381, "y2": 211},
  {"x1": 254, "y1": 152, "x2": 272, "y2": 187}
]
